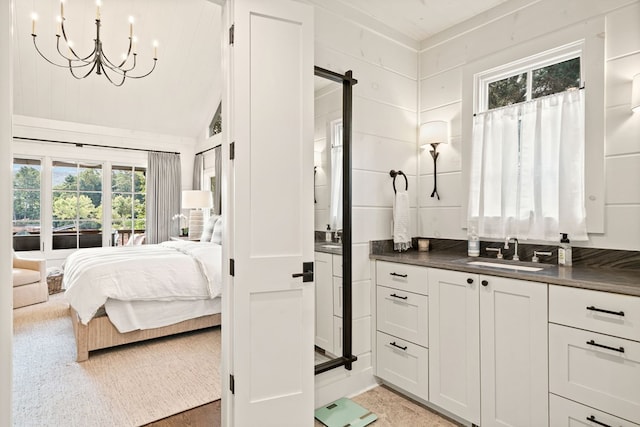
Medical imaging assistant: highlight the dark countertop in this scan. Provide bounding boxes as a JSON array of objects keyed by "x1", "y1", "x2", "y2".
[
  {"x1": 315, "y1": 241, "x2": 342, "y2": 255},
  {"x1": 371, "y1": 250, "x2": 640, "y2": 297}
]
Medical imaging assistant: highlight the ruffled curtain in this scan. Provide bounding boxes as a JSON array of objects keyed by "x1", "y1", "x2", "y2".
[{"x1": 469, "y1": 89, "x2": 587, "y2": 241}]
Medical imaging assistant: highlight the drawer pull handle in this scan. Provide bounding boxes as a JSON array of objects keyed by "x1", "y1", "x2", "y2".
[
  {"x1": 467, "y1": 278, "x2": 474, "y2": 284},
  {"x1": 586, "y1": 415, "x2": 612, "y2": 427},
  {"x1": 390, "y1": 293, "x2": 408, "y2": 300},
  {"x1": 390, "y1": 272, "x2": 408, "y2": 278},
  {"x1": 586, "y1": 306, "x2": 625, "y2": 317},
  {"x1": 390, "y1": 342, "x2": 407, "y2": 351},
  {"x1": 586, "y1": 339, "x2": 624, "y2": 353},
  {"x1": 481, "y1": 280, "x2": 489, "y2": 287}
]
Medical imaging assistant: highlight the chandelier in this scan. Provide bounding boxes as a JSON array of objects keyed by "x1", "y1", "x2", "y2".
[{"x1": 30, "y1": 0, "x2": 158, "y2": 87}]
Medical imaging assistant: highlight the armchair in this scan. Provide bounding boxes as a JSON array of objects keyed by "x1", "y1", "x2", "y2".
[{"x1": 12, "y1": 251, "x2": 48, "y2": 308}]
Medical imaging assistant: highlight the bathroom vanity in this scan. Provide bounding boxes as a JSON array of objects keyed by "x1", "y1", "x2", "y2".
[{"x1": 370, "y1": 247, "x2": 640, "y2": 427}]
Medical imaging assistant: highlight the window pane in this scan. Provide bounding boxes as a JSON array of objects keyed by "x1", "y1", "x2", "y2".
[
  {"x1": 78, "y1": 193, "x2": 101, "y2": 220},
  {"x1": 112, "y1": 169, "x2": 133, "y2": 192},
  {"x1": 13, "y1": 159, "x2": 41, "y2": 190},
  {"x1": 52, "y1": 220, "x2": 77, "y2": 250},
  {"x1": 488, "y1": 73, "x2": 527, "y2": 109},
  {"x1": 532, "y1": 57, "x2": 580, "y2": 99},
  {"x1": 52, "y1": 191, "x2": 77, "y2": 220},
  {"x1": 52, "y1": 162, "x2": 77, "y2": 191},
  {"x1": 78, "y1": 165, "x2": 102, "y2": 192},
  {"x1": 134, "y1": 169, "x2": 146, "y2": 193},
  {"x1": 13, "y1": 189, "x2": 40, "y2": 226},
  {"x1": 112, "y1": 193, "x2": 133, "y2": 222}
]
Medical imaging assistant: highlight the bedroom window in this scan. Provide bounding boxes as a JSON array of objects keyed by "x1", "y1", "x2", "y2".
[
  {"x1": 111, "y1": 165, "x2": 146, "y2": 246},
  {"x1": 13, "y1": 158, "x2": 42, "y2": 252},
  {"x1": 51, "y1": 161, "x2": 103, "y2": 250}
]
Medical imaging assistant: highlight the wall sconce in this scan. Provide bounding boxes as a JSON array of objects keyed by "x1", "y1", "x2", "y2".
[
  {"x1": 182, "y1": 190, "x2": 213, "y2": 240},
  {"x1": 420, "y1": 120, "x2": 448, "y2": 200},
  {"x1": 632, "y1": 73, "x2": 640, "y2": 113}
]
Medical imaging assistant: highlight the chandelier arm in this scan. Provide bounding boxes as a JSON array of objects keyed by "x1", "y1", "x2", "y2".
[
  {"x1": 118, "y1": 59, "x2": 157, "y2": 79},
  {"x1": 100, "y1": 37, "x2": 134, "y2": 69},
  {"x1": 101, "y1": 52, "x2": 138, "y2": 73},
  {"x1": 60, "y1": 18, "x2": 97, "y2": 62},
  {"x1": 100, "y1": 64, "x2": 127, "y2": 87},
  {"x1": 55, "y1": 35, "x2": 96, "y2": 66},
  {"x1": 32, "y1": 35, "x2": 90, "y2": 69},
  {"x1": 69, "y1": 58, "x2": 99, "y2": 80}
]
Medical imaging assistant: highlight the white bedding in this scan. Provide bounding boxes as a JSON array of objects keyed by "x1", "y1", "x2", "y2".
[
  {"x1": 104, "y1": 297, "x2": 221, "y2": 333},
  {"x1": 63, "y1": 241, "x2": 222, "y2": 326}
]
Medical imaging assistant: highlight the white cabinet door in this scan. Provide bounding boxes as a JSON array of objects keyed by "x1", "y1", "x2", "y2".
[
  {"x1": 227, "y1": 0, "x2": 315, "y2": 425},
  {"x1": 428, "y1": 268, "x2": 480, "y2": 425},
  {"x1": 315, "y1": 252, "x2": 333, "y2": 352},
  {"x1": 480, "y1": 276, "x2": 548, "y2": 427}
]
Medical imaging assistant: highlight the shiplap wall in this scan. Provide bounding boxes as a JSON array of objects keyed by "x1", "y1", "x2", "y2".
[
  {"x1": 418, "y1": 0, "x2": 640, "y2": 250},
  {"x1": 312, "y1": 4, "x2": 419, "y2": 407}
]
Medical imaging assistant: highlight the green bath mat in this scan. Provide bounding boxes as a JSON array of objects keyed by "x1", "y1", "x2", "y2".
[{"x1": 314, "y1": 397, "x2": 377, "y2": 427}]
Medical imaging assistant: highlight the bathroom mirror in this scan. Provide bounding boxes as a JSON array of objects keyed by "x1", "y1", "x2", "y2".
[{"x1": 313, "y1": 66, "x2": 357, "y2": 375}]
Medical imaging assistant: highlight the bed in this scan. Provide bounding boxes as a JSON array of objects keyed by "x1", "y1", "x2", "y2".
[{"x1": 63, "y1": 240, "x2": 222, "y2": 362}]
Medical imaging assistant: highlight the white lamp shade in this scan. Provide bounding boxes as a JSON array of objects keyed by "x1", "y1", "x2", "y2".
[
  {"x1": 182, "y1": 190, "x2": 213, "y2": 209},
  {"x1": 420, "y1": 120, "x2": 448, "y2": 147},
  {"x1": 633, "y1": 73, "x2": 640, "y2": 113}
]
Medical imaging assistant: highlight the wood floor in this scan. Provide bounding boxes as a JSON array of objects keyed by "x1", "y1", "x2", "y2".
[
  {"x1": 144, "y1": 400, "x2": 221, "y2": 427},
  {"x1": 144, "y1": 385, "x2": 461, "y2": 427}
]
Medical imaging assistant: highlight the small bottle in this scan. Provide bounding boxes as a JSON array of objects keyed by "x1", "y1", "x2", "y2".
[
  {"x1": 468, "y1": 226, "x2": 480, "y2": 257},
  {"x1": 558, "y1": 233, "x2": 572, "y2": 266},
  {"x1": 325, "y1": 224, "x2": 332, "y2": 242}
]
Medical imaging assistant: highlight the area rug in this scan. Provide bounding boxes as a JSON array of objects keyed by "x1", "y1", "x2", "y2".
[{"x1": 12, "y1": 294, "x2": 221, "y2": 426}]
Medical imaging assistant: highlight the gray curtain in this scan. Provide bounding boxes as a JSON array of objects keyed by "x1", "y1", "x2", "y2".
[
  {"x1": 213, "y1": 146, "x2": 222, "y2": 215},
  {"x1": 193, "y1": 153, "x2": 204, "y2": 190},
  {"x1": 146, "y1": 152, "x2": 181, "y2": 244}
]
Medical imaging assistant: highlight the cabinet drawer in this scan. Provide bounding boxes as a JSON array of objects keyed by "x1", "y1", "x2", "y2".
[
  {"x1": 549, "y1": 323, "x2": 640, "y2": 424},
  {"x1": 550, "y1": 285, "x2": 640, "y2": 342},
  {"x1": 377, "y1": 285, "x2": 428, "y2": 347},
  {"x1": 376, "y1": 331, "x2": 428, "y2": 401},
  {"x1": 549, "y1": 393, "x2": 640, "y2": 427},
  {"x1": 376, "y1": 261, "x2": 428, "y2": 295},
  {"x1": 333, "y1": 278, "x2": 371, "y2": 319}
]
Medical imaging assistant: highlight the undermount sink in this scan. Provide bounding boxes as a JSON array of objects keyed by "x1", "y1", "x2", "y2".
[{"x1": 467, "y1": 260, "x2": 544, "y2": 272}]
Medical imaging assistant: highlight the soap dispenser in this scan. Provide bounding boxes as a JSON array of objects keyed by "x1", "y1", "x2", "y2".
[
  {"x1": 558, "y1": 233, "x2": 572, "y2": 266},
  {"x1": 325, "y1": 224, "x2": 332, "y2": 242}
]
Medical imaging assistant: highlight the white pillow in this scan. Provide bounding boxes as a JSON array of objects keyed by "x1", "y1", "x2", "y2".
[
  {"x1": 212, "y1": 217, "x2": 223, "y2": 244},
  {"x1": 200, "y1": 215, "x2": 220, "y2": 242}
]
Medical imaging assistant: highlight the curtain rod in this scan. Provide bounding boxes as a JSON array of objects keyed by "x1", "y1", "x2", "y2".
[
  {"x1": 195, "y1": 143, "x2": 221, "y2": 156},
  {"x1": 13, "y1": 136, "x2": 180, "y2": 155}
]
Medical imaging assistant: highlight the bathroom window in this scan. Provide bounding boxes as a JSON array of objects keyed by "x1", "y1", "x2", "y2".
[
  {"x1": 469, "y1": 42, "x2": 587, "y2": 242},
  {"x1": 477, "y1": 42, "x2": 583, "y2": 113}
]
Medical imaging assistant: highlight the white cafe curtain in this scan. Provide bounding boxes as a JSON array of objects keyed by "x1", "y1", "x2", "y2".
[{"x1": 468, "y1": 89, "x2": 587, "y2": 241}]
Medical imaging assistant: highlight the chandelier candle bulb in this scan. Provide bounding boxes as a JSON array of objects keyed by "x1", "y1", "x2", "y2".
[
  {"x1": 128, "y1": 16, "x2": 134, "y2": 37},
  {"x1": 96, "y1": 0, "x2": 101, "y2": 20},
  {"x1": 31, "y1": 13, "x2": 37, "y2": 35},
  {"x1": 60, "y1": 0, "x2": 64, "y2": 19}
]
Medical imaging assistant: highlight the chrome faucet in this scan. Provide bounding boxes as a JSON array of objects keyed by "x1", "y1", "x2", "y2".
[{"x1": 504, "y1": 237, "x2": 520, "y2": 261}]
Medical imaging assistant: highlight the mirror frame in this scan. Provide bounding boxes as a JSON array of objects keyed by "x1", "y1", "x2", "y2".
[{"x1": 314, "y1": 66, "x2": 358, "y2": 375}]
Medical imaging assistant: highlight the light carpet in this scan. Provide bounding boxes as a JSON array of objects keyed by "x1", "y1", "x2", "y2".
[{"x1": 12, "y1": 294, "x2": 221, "y2": 427}]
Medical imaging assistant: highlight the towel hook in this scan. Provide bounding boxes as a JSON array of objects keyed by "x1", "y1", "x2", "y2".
[{"x1": 389, "y1": 170, "x2": 408, "y2": 194}]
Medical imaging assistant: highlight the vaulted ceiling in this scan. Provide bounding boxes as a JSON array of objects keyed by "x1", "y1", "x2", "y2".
[
  {"x1": 13, "y1": 0, "x2": 517, "y2": 139},
  {"x1": 13, "y1": 0, "x2": 222, "y2": 139}
]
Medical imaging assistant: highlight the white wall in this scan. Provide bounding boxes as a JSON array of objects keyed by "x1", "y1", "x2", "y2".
[
  {"x1": 0, "y1": 1, "x2": 13, "y2": 424},
  {"x1": 418, "y1": 0, "x2": 640, "y2": 250},
  {"x1": 312, "y1": 3, "x2": 419, "y2": 407}
]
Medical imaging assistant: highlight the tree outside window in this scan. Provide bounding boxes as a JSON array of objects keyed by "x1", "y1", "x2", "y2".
[
  {"x1": 111, "y1": 166, "x2": 146, "y2": 245},
  {"x1": 13, "y1": 158, "x2": 41, "y2": 251}
]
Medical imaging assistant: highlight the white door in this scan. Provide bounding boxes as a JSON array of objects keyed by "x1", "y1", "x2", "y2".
[
  {"x1": 225, "y1": 0, "x2": 315, "y2": 426},
  {"x1": 480, "y1": 276, "x2": 548, "y2": 427},
  {"x1": 428, "y1": 268, "x2": 480, "y2": 425}
]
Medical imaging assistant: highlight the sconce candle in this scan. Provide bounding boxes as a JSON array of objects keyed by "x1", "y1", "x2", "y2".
[{"x1": 420, "y1": 120, "x2": 448, "y2": 200}]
